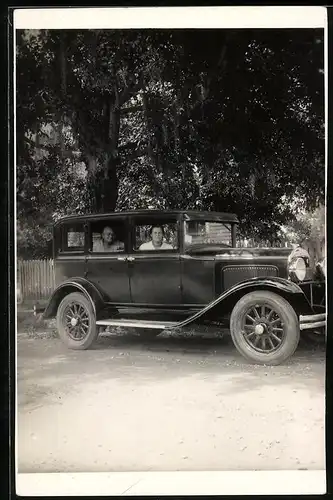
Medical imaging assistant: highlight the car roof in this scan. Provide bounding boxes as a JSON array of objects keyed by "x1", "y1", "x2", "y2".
[{"x1": 54, "y1": 209, "x2": 239, "y2": 226}]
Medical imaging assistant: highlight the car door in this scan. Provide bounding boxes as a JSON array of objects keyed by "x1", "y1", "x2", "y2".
[
  {"x1": 85, "y1": 216, "x2": 131, "y2": 303},
  {"x1": 180, "y1": 217, "x2": 231, "y2": 306},
  {"x1": 180, "y1": 253, "x2": 216, "y2": 306},
  {"x1": 128, "y1": 215, "x2": 182, "y2": 306}
]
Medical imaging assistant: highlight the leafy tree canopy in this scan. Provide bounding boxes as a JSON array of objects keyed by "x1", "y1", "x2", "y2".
[{"x1": 16, "y1": 28, "x2": 324, "y2": 257}]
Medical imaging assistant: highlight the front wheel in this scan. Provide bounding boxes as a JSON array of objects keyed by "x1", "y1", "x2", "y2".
[
  {"x1": 230, "y1": 291, "x2": 300, "y2": 365},
  {"x1": 56, "y1": 292, "x2": 98, "y2": 350}
]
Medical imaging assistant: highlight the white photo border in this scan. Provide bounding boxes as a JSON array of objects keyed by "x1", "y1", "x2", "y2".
[{"x1": 13, "y1": 6, "x2": 327, "y2": 496}]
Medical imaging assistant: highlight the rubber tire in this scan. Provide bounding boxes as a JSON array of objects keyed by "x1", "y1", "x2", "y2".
[
  {"x1": 56, "y1": 292, "x2": 98, "y2": 350},
  {"x1": 230, "y1": 290, "x2": 300, "y2": 365}
]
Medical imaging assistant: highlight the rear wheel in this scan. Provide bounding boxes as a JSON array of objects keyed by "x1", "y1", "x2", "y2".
[
  {"x1": 56, "y1": 292, "x2": 98, "y2": 350},
  {"x1": 230, "y1": 291, "x2": 300, "y2": 365}
]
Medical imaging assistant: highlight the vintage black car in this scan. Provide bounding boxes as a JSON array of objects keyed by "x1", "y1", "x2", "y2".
[{"x1": 36, "y1": 210, "x2": 326, "y2": 365}]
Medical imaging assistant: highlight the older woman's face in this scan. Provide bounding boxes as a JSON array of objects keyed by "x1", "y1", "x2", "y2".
[
  {"x1": 151, "y1": 227, "x2": 163, "y2": 247},
  {"x1": 102, "y1": 227, "x2": 115, "y2": 244}
]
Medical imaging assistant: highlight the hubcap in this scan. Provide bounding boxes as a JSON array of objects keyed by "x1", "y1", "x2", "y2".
[
  {"x1": 254, "y1": 323, "x2": 265, "y2": 335},
  {"x1": 71, "y1": 317, "x2": 78, "y2": 327}
]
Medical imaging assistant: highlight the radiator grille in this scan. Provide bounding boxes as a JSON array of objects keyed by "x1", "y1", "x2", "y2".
[{"x1": 222, "y1": 265, "x2": 278, "y2": 291}]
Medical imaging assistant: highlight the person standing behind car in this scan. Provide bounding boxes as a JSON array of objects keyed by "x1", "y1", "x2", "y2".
[{"x1": 139, "y1": 225, "x2": 173, "y2": 250}]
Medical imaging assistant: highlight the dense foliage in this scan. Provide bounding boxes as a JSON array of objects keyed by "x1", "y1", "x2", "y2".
[{"x1": 16, "y1": 28, "x2": 325, "y2": 257}]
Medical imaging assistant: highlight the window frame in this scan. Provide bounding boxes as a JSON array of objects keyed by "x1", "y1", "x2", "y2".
[
  {"x1": 129, "y1": 214, "x2": 181, "y2": 254},
  {"x1": 183, "y1": 215, "x2": 238, "y2": 249},
  {"x1": 184, "y1": 220, "x2": 233, "y2": 247},
  {"x1": 87, "y1": 216, "x2": 129, "y2": 255},
  {"x1": 58, "y1": 221, "x2": 87, "y2": 255}
]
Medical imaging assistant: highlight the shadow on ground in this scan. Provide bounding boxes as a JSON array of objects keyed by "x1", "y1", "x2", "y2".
[{"x1": 95, "y1": 327, "x2": 326, "y2": 358}]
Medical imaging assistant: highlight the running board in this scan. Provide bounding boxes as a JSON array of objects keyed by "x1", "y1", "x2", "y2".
[
  {"x1": 96, "y1": 318, "x2": 179, "y2": 330},
  {"x1": 96, "y1": 294, "x2": 230, "y2": 331}
]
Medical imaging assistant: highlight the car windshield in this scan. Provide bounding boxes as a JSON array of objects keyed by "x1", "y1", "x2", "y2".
[{"x1": 184, "y1": 220, "x2": 232, "y2": 247}]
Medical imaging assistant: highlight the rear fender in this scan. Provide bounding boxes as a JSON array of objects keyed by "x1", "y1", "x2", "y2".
[
  {"x1": 177, "y1": 277, "x2": 313, "y2": 328},
  {"x1": 43, "y1": 277, "x2": 112, "y2": 319}
]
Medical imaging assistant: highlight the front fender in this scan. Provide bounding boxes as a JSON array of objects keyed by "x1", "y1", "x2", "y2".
[
  {"x1": 42, "y1": 277, "x2": 110, "y2": 319},
  {"x1": 177, "y1": 276, "x2": 312, "y2": 328}
]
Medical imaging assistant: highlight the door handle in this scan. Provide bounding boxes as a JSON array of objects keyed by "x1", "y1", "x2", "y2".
[
  {"x1": 127, "y1": 256, "x2": 135, "y2": 262},
  {"x1": 117, "y1": 256, "x2": 127, "y2": 261}
]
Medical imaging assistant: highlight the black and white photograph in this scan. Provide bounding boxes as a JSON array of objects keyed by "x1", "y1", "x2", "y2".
[{"x1": 14, "y1": 6, "x2": 327, "y2": 496}]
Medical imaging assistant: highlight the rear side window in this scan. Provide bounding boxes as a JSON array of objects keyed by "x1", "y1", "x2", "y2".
[{"x1": 61, "y1": 223, "x2": 85, "y2": 252}]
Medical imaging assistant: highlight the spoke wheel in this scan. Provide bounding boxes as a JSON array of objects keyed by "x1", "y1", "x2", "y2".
[
  {"x1": 242, "y1": 304, "x2": 286, "y2": 354},
  {"x1": 230, "y1": 291, "x2": 300, "y2": 365},
  {"x1": 56, "y1": 292, "x2": 98, "y2": 350}
]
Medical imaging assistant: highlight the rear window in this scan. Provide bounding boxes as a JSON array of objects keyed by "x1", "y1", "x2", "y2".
[{"x1": 61, "y1": 223, "x2": 85, "y2": 252}]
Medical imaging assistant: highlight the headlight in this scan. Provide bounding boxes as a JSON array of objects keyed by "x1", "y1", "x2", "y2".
[
  {"x1": 289, "y1": 257, "x2": 307, "y2": 282},
  {"x1": 288, "y1": 246, "x2": 310, "y2": 282},
  {"x1": 322, "y1": 258, "x2": 326, "y2": 278}
]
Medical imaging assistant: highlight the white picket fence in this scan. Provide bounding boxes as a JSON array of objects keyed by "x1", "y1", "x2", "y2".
[{"x1": 17, "y1": 259, "x2": 55, "y2": 304}]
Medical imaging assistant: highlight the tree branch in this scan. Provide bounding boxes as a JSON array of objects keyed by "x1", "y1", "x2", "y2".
[
  {"x1": 118, "y1": 141, "x2": 142, "y2": 152},
  {"x1": 119, "y1": 147, "x2": 148, "y2": 162},
  {"x1": 119, "y1": 74, "x2": 144, "y2": 107},
  {"x1": 120, "y1": 105, "x2": 143, "y2": 115},
  {"x1": 24, "y1": 137, "x2": 81, "y2": 159}
]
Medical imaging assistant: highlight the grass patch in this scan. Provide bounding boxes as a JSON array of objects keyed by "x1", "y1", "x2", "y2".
[
  {"x1": 17, "y1": 311, "x2": 58, "y2": 339},
  {"x1": 22, "y1": 328, "x2": 59, "y2": 340}
]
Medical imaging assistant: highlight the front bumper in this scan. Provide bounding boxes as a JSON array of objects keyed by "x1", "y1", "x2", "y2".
[{"x1": 299, "y1": 313, "x2": 326, "y2": 331}]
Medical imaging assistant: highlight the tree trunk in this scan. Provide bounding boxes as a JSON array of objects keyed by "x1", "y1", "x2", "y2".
[
  {"x1": 59, "y1": 33, "x2": 67, "y2": 96},
  {"x1": 142, "y1": 92, "x2": 155, "y2": 165},
  {"x1": 89, "y1": 94, "x2": 121, "y2": 213},
  {"x1": 57, "y1": 32, "x2": 67, "y2": 160},
  {"x1": 93, "y1": 157, "x2": 119, "y2": 213},
  {"x1": 86, "y1": 148, "x2": 119, "y2": 213}
]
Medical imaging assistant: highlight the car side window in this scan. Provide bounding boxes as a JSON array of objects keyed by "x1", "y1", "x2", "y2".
[
  {"x1": 184, "y1": 220, "x2": 232, "y2": 247},
  {"x1": 62, "y1": 223, "x2": 85, "y2": 252},
  {"x1": 134, "y1": 221, "x2": 179, "y2": 251},
  {"x1": 90, "y1": 220, "x2": 126, "y2": 253}
]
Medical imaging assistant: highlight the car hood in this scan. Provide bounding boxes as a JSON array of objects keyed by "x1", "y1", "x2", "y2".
[{"x1": 185, "y1": 244, "x2": 293, "y2": 259}]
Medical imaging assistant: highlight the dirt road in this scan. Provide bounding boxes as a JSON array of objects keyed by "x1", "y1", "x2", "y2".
[{"x1": 17, "y1": 329, "x2": 326, "y2": 473}]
